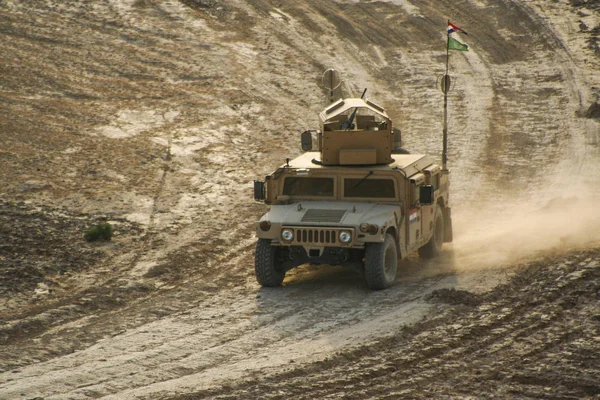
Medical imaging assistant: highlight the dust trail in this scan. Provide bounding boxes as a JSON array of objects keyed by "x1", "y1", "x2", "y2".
[
  {"x1": 449, "y1": 192, "x2": 600, "y2": 272},
  {"x1": 449, "y1": 104, "x2": 600, "y2": 271}
]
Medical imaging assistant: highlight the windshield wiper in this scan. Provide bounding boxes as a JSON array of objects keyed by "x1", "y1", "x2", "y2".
[
  {"x1": 353, "y1": 170, "x2": 373, "y2": 189},
  {"x1": 286, "y1": 177, "x2": 300, "y2": 187}
]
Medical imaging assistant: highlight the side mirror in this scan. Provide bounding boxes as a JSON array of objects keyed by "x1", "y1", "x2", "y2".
[
  {"x1": 301, "y1": 130, "x2": 313, "y2": 151},
  {"x1": 253, "y1": 180, "x2": 266, "y2": 201},
  {"x1": 419, "y1": 185, "x2": 434, "y2": 205}
]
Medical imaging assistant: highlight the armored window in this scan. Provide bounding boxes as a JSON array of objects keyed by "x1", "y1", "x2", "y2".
[
  {"x1": 411, "y1": 182, "x2": 419, "y2": 206},
  {"x1": 283, "y1": 177, "x2": 334, "y2": 197},
  {"x1": 344, "y1": 178, "x2": 396, "y2": 198}
]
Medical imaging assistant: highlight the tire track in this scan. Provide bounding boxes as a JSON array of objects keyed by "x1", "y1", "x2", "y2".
[{"x1": 173, "y1": 251, "x2": 600, "y2": 400}]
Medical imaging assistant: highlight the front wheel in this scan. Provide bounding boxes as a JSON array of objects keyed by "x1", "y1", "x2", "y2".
[
  {"x1": 418, "y1": 204, "x2": 444, "y2": 259},
  {"x1": 364, "y1": 234, "x2": 398, "y2": 290},
  {"x1": 255, "y1": 239, "x2": 285, "y2": 287}
]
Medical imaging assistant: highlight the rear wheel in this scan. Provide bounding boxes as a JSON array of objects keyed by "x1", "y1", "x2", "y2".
[
  {"x1": 364, "y1": 234, "x2": 398, "y2": 290},
  {"x1": 418, "y1": 204, "x2": 444, "y2": 259},
  {"x1": 255, "y1": 239, "x2": 285, "y2": 287}
]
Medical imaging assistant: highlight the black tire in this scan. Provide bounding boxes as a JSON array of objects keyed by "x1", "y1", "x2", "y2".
[
  {"x1": 418, "y1": 204, "x2": 444, "y2": 259},
  {"x1": 255, "y1": 239, "x2": 285, "y2": 287},
  {"x1": 364, "y1": 233, "x2": 398, "y2": 290}
]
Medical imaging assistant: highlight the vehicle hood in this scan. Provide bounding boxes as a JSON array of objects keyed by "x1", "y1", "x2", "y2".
[{"x1": 260, "y1": 201, "x2": 401, "y2": 227}]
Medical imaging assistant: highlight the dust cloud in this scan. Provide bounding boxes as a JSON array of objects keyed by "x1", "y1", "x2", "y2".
[
  {"x1": 450, "y1": 193, "x2": 600, "y2": 272},
  {"x1": 449, "y1": 116, "x2": 600, "y2": 272}
]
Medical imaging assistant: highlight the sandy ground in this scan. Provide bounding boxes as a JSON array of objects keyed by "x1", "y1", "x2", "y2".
[{"x1": 0, "y1": 0, "x2": 599, "y2": 398}]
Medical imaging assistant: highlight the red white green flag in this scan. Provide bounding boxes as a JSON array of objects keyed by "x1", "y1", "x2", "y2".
[{"x1": 447, "y1": 21, "x2": 469, "y2": 51}]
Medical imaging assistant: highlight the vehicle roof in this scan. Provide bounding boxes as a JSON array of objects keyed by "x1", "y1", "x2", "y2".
[{"x1": 284, "y1": 152, "x2": 437, "y2": 178}]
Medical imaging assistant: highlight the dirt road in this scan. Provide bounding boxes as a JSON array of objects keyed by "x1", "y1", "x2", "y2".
[{"x1": 1, "y1": 0, "x2": 599, "y2": 398}]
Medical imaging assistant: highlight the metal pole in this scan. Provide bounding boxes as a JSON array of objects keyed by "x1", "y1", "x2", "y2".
[
  {"x1": 330, "y1": 70, "x2": 334, "y2": 103},
  {"x1": 442, "y1": 21, "x2": 450, "y2": 170}
]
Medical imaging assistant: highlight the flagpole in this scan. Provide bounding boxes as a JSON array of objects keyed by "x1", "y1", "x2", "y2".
[
  {"x1": 442, "y1": 20, "x2": 450, "y2": 170},
  {"x1": 445, "y1": 20, "x2": 450, "y2": 77}
]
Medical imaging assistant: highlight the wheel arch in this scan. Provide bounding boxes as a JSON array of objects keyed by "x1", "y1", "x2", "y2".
[
  {"x1": 384, "y1": 226, "x2": 402, "y2": 258},
  {"x1": 436, "y1": 196, "x2": 453, "y2": 243},
  {"x1": 436, "y1": 196, "x2": 446, "y2": 210}
]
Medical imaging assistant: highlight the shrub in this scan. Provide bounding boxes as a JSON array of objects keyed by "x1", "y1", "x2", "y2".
[{"x1": 84, "y1": 222, "x2": 113, "y2": 242}]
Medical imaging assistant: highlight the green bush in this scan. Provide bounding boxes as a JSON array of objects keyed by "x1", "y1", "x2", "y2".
[{"x1": 84, "y1": 222, "x2": 113, "y2": 242}]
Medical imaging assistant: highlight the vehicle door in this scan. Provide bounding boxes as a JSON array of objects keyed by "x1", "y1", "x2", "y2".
[
  {"x1": 407, "y1": 172, "x2": 425, "y2": 249},
  {"x1": 421, "y1": 166, "x2": 441, "y2": 240}
]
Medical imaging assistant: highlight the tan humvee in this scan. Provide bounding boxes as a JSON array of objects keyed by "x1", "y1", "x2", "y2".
[{"x1": 253, "y1": 96, "x2": 452, "y2": 290}]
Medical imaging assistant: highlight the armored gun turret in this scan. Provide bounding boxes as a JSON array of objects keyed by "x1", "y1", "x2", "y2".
[{"x1": 316, "y1": 97, "x2": 395, "y2": 166}]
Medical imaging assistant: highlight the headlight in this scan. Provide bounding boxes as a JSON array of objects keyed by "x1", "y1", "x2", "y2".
[
  {"x1": 339, "y1": 230, "x2": 352, "y2": 243},
  {"x1": 259, "y1": 221, "x2": 271, "y2": 231},
  {"x1": 281, "y1": 228, "x2": 294, "y2": 241},
  {"x1": 359, "y1": 223, "x2": 379, "y2": 234}
]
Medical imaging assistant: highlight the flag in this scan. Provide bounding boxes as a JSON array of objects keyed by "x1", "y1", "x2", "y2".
[
  {"x1": 447, "y1": 22, "x2": 467, "y2": 35},
  {"x1": 448, "y1": 37, "x2": 469, "y2": 51}
]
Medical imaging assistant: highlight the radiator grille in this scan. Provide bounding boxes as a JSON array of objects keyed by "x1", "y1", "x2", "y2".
[
  {"x1": 301, "y1": 209, "x2": 347, "y2": 223},
  {"x1": 293, "y1": 228, "x2": 338, "y2": 244}
]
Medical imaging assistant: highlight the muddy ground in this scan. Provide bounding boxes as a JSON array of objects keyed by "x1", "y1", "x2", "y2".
[{"x1": 0, "y1": 0, "x2": 599, "y2": 399}]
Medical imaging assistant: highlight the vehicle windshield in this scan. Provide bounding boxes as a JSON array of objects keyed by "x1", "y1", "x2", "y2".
[
  {"x1": 344, "y1": 178, "x2": 395, "y2": 198},
  {"x1": 283, "y1": 177, "x2": 334, "y2": 197}
]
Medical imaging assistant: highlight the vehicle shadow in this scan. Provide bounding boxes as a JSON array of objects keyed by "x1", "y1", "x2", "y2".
[
  {"x1": 254, "y1": 247, "x2": 461, "y2": 312},
  {"x1": 250, "y1": 250, "x2": 463, "y2": 358}
]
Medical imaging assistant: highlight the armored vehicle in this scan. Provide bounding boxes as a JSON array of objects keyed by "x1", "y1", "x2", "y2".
[{"x1": 253, "y1": 94, "x2": 452, "y2": 290}]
